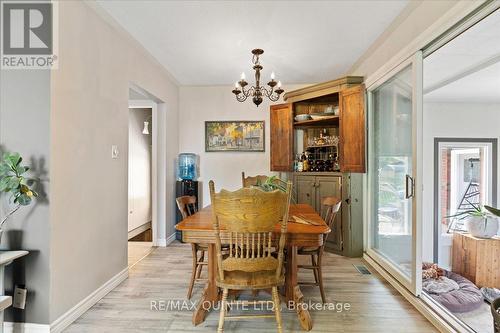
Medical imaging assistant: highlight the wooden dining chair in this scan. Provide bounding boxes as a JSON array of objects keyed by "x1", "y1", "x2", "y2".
[
  {"x1": 297, "y1": 196, "x2": 341, "y2": 303},
  {"x1": 241, "y1": 172, "x2": 269, "y2": 188},
  {"x1": 209, "y1": 180, "x2": 292, "y2": 333},
  {"x1": 175, "y1": 195, "x2": 207, "y2": 300}
]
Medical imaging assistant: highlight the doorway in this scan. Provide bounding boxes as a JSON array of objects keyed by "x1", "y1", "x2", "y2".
[
  {"x1": 433, "y1": 139, "x2": 497, "y2": 266},
  {"x1": 128, "y1": 86, "x2": 160, "y2": 267},
  {"x1": 128, "y1": 105, "x2": 154, "y2": 267}
]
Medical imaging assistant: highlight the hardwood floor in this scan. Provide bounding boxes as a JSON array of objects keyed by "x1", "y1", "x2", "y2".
[{"x1": 64, "y1": 242, "x2": 437, "y2": 332}]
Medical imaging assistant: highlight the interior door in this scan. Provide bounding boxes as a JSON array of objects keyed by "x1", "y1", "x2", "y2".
[
  {"x1": 366, "y1": 52, "x2": 423, "y2": 295},
  {"x1": 340, "y1": 85, "x2": 366, "y2": 173},
  {"x1": 270, "y1": 103, "x2": 293, "y2": 171}
]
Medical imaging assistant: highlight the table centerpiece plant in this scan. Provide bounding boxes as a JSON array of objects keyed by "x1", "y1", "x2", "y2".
[{"x1": 0, "y1": 152, "x2": 38, "y2": 242}]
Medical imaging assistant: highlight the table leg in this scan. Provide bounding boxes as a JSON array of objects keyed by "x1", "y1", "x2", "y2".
[
  {"x1": 285, "y1": 245, "x2": 312, "y2": 331},
  {"x1": 192, "y1": 244, "x2": 219, "y2": 325}
]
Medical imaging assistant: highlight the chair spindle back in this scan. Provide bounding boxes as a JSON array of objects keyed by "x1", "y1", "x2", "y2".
[{"x1": 209, "y1": 181, "x2": 292, "y2": 281}]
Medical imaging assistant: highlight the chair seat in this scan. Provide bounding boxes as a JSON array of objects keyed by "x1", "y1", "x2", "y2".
[
  {"x1": 217, "y1": 270, "x2": 285, "y2": 290},
  {"x1": 298, "y1": 246, "x2": 320, "y2": 254}
]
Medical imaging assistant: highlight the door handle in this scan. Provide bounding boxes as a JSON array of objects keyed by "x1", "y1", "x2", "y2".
[{"x1": 405, "y1": 174, "x2": 415, "y2": 199}]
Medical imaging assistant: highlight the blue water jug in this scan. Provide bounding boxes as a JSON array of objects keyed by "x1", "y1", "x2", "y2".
[{"x1": 177, "y1": 153, "x2": 198, "y2": 180}]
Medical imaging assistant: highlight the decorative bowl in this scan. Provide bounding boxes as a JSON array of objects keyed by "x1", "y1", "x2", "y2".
[{"x1": 294, "y1": 114, "x2": 311, "y2": 122}]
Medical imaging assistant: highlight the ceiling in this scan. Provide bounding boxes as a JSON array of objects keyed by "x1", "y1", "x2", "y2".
[
  {"x1": 96, "y1": 0, "x2": 409, "y2": 86},
  {"x1": 424, "y1": 9, "x2": 500, "y2": 103}
]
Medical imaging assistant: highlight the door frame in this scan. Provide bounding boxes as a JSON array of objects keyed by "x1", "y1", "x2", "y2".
[
  {"x1": 128, "y1": 99, "x2": 159, "y2": 246},
  {"x1": 433, "y1": 138, "x2": 498, "y2": 263},
  {"x1": 364, "y1": 51, "x2": 423, "y2": 296}
]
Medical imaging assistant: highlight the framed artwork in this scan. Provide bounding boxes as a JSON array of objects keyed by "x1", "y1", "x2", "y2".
[{"x1": 205, "y1": 121, "x2": 265, "y2": 152}]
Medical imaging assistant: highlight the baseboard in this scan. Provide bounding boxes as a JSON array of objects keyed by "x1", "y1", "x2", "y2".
[
  {"x1": 50, "y1": 268, "x2": 129, "y2": 333},
  {"x1": 157, "y1": 233, "x2": 176, "y2": 247},
  {"x1": 128, "y1": 221, "x2": 152, "y2": 240},
  {"x1": 4, "y1": 322, "x2": 50, "y2": 333},
  {"x1": 363, "y1": 254, "x2": 464, "y2": 333}
]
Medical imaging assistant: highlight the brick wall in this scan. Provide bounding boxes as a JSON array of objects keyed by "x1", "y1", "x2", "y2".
[{"x1": 440, "y1": 148, "x2": 451, "y2": 226}]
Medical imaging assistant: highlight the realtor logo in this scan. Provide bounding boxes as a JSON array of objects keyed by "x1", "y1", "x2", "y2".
[{"x1": 1, "y1": 1, "x2": 58, "y2": 69}]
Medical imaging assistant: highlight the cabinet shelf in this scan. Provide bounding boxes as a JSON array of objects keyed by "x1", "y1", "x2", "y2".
[{"x1": 293, "y1": 116, "x2": 339, "y2": 128}]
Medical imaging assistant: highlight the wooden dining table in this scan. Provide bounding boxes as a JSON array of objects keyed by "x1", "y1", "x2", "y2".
[{"x1": 175, "y1": 203, "x2": 330, "y2": 331}]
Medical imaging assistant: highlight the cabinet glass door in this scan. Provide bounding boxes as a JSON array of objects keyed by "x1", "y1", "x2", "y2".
[{"x1": 366, "y1": 53, "x2": 422, "y2": 295}]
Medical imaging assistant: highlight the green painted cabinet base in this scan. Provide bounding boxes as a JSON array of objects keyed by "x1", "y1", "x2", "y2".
[{"x1": 293, "y1": 172, "x2": 363, "y2": 257}]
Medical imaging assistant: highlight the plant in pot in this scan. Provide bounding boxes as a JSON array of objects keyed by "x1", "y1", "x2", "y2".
[
  {"x1": 447, "y1": 201, "x2": 499, "y2": 239},
  {"x1": 255, "y1": 176, "x2": 288, "y2": 192},
  {"x1": 0, "y1": 152, "x2": 38, "y2": 242}
]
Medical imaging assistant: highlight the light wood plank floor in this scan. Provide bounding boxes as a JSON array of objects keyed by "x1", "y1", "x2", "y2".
[
  {"x1": 64, "y1": 242, "x2": 437, "y2": 332},
  {"x1": 128, "y1": 241, "x2": 153, "y2": 267}
]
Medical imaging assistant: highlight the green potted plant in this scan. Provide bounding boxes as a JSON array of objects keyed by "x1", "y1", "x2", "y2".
[
  {"x1": 0, "y1": 152, "x2": 38, "y2": 242},
  {"x1": 447, "y1": 201, "x2": 499, "y2": 238},
  {"x1": 255, "y1": 176, "x2": 288, "y2": 192}
]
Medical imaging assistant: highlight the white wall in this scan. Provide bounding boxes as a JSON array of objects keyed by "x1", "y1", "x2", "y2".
[
  {"x1": 422, "y1": 102, "x2": 500, "y2": 265},
  {"x1": 50, "y1": 1, "x2": 179, "y2": 323},
  {"x1": 179, "y1": 85, "x2": 306, "y2": 206},
  {"x1": 128, "y1": 108, "x2": 152, "y2": 233}
]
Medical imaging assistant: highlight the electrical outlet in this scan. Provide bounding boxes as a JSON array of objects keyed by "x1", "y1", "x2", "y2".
[
  {"x1": 111, "y1": 145, "x2": 119, "y2": 159},
  {"x1": 13, "y1": 285, "x2": 27, "y2": 309}
]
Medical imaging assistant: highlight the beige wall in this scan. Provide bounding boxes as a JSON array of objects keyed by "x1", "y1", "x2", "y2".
[
  {"x1": 0, "y1": 70, "x2": 51, "y2": 324},
  {"x1": 50, "y1": 1, "x2": 179, "y2": 323},
  {"x1": 179, "y1": 85, "x2": 307, "y2": 206}
]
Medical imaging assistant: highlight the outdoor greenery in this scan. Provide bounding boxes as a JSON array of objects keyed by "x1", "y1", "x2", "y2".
[{"x1": 0, "y1": 152, "x2": 38, "y2": 228}]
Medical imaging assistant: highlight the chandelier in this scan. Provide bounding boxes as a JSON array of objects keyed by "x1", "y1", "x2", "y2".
[{"x1": 232, "y1": 49, "x2": 284, "y2": 107}]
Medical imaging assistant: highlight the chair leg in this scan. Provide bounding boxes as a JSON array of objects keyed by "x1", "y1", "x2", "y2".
[
  {"x1": 311, "y1": 254, "x2": 319, "y2": 284},
  {"x1": 196, "y1": 250, "x2": 205, "y2": 279},
  {"x1": 272, "y1": 286, "x2": 283, "y2": 333},
  {"x1": 187, "y1": 244, "x2": 197, "y2": 300},
  {"x1": 218, "y1": 288, "x2": 228, "y2": 333},
  {"x1": 317, "y1": 251, "x2": 326, "y2": 304}
]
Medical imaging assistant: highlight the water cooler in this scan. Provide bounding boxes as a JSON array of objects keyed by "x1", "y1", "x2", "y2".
[{"x1": 175, "y1": 153, "x2": 199, "y2": 241}]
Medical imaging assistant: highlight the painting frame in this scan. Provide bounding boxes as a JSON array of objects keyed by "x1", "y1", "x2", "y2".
[{"x1": 205, "y1": 121, "x2": 265, "y2": 152}]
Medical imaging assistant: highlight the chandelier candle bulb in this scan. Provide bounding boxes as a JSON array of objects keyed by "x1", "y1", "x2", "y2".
[
  {"x1": 241, "y1": 72, "x2": 246, "y2": 80},
  {"x1": 277, "y1": 81, "x2": 282, "y2": 88},
  {"x1": 271, "y1": 71, "x2": 275, "y2": 80}
]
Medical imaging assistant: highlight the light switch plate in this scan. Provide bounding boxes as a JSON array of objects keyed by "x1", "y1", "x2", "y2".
[
  {"x1": 111, "y1": 145, "x2": 119, "y2": 159},
  {"x1": 13, "y1": 286, "x2": 27, "y2": 309}
]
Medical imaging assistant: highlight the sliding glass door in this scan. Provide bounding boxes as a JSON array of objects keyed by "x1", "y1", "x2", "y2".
[{"x1": 366, "y1": 52, "x2": 423, "y2": 295}]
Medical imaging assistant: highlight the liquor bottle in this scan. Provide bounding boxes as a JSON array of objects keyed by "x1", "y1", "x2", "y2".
[{"x1": 302, "y1": 152, "x2": 309, "y2": 172}]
